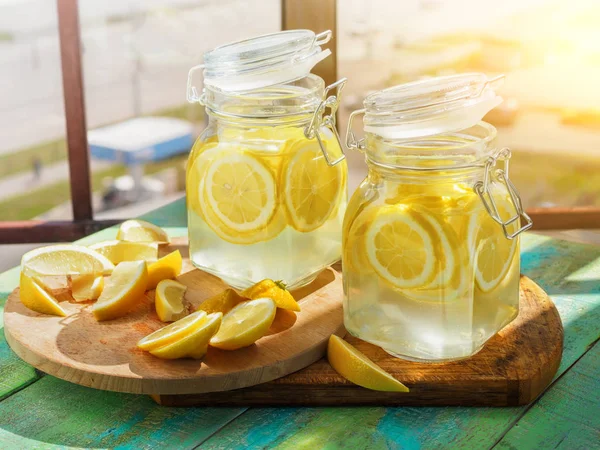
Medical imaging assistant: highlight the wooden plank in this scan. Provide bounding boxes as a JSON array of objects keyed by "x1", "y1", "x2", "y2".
[
  {"x1": 0, "y1": 220, "x2": 121, "y2": 244},
  {"x1": 152, "y1": 276, "x2": 564, "y2": 407},
  {"x1": 197, "y1": 234, "x2": 600, "y2": 449},
  {"x1": 281, "y1": 0, "x2": 337, "y2": 87},
  {"x1": 0, "y1": 376, "x2": 245, "y2": 450},
  {"x1": 57, "y1": 0, "x2": 93, "y2": 221},
  {"x1": 527, "y1": 207, "x2": 600, "y2": 231},
  {"x1": 494, "y1": 342, "x2": 600, "y2": 450}
]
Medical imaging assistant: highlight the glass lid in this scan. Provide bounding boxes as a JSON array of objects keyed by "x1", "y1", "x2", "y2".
[
  {"x1": 194, "y1": 29, "x2": 332, "y2": 93},
  {"x1": 362, "y1": 73, "x2": 504, "y2": 139}
]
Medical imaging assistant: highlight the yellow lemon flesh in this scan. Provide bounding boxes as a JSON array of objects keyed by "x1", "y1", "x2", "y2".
[
  {"x1": 19, "y1": 272, "x2": 66, "y2": 317},
  {"x1": 21, "y1": 244, "x2": 114, "y2": 277},
  {"x1": 137, "y1": 310, "x2": 208, "y2": 351},
  {"x1": 469, "y1": 185, "x2": 519, "y2": 292},
  {"x1": 365, "y1": 205, "x2": 439, "y2": 289},
  {"x1": 240, "y1": 279, "x2": 300, "y2": 312},
  {"x1": 146, "y1": 250, "x2": 182, "y2": 290},
  {"x1": 93, "y1": 261, "x2": 148, "y2": 321},
  {"x1": 116, "y1": 219, "x2": 170, "y2": 244},
  {"x1": 89, "y1": 241, "x2": 158, "y2": 265},
  {"x1": 71, "y1": 274, "x2": 104, "y2": 302},
  {"x1": 150, "y1": 312, "x2": 222, "y2": 360},
  {"x1": 327, "y1": 335, "x2": 409, "y2": 392},
  {"x1": 203, "y1": 151, "x2": 278, "y2": 236},
  {"x1": 155, "y1": 279, "x2": 188, "y2": 322},
  {"x1": 197, "y1": 288, "x2": 247, "y2": 315},
  {"x1": 210, "y1": 297, "x2": 276, "y2": 350},
  {"x1": 283, "y1": 141, "x2": 344, "y2": 232}
]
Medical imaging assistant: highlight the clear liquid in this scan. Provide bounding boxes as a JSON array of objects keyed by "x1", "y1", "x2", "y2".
[
  {"x1": 187, "y1": 125, "x2": 347, "y2": 290},
  {"x1": 343, "y1": 174, "x2": 520, "y2": 361}
]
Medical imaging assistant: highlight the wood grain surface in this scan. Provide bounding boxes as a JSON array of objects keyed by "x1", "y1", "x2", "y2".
[
  {"x1": 155, "y1": 275, "x2": 563, "y2": 407},
  {"x1": 3, "y1": 237, "x2": 345, "y2": 395}
]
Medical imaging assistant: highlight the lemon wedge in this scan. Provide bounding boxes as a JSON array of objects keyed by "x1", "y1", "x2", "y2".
[
  {"x1": 116, "y1": 219, "x2": 170, "y2": 244},
  {"x1": 365, "y1": 205, "x2": 440, "y2": 289},
  {"x1": 146, "y1": 250, "x2": 182, "y2": 290},
  {"x1": 240, "y1": 279, "x2": 300, "y2": 312},
  {"x1": 203, "y1": 151, "x2": 278, "y2": 235},
  {"x1": 210, "y1": 297, "x2": 276, "y2": 350},
  {"x1": 327, "y1": 335, "x2": 409, "y2": 392},
  {"x1": 89, "y1": 240, "x2": 158, "y2": 265},
  {"x1": 21, "y1": 244, "x2": 114, "y2": 277},
  {"x1": 197, "y1": 288, "x2": 246, "y2": 315},
  {"x1": 19, "y1": 272, "x2": 66, "y2": 317},
  {"x1": 283, "y1": 141, "x2": 344, "y2": 232},
  {"x1": 93, "y1": 261, "x2": 148, "y2": 321},
  {"x1": 71, "y1": 274, "x2": 104, "y2": 302},
  {"x1": 150, "y1": 312, "x2": 222, "y2": 359},
  {"x1": 137, "y1": 310, "x2": 208, "y2": 351},
  {"x1": 155, "y1": 279, "x2": 188, "y2": 322}
]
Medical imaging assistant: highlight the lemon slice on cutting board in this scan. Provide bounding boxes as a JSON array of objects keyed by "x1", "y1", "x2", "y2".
[
  {"x1": 150, "y1": 312, "x2": 222, "y2": 360},
  {"x1": 155, "y1": 279, "x2": 188, "y2": 322},
  {"x1": 19, "y1": 272, "x2": 66, "y2": 317},
  {"x1": 468, "y1": 187, "x2": 519, "y2": 292},
  {"x1": 283, "y1": 141, "x2": 345, "y2": 232},
  {"x1": 93, "y1": 261, "x2": 148, "y2": 321},
  {"x1": 137, "y1": 310, "x2": 208, "y2": 351},
  {"x1": 210, "y1": 297, "x2": 276, "y2": 350},
  {"x1": 146, "y1": 250, "x2": 182, "y2": 290},
  {"x1": 197, "y1": 288, "x2": 247, "y2": 315},
  {"x1": 327, "y1": 335, "x2": 409, "y2": 392},
  {"x1": 365, "y1": 205, "x2": 442, "y2": 289},
  {"x1": 116, "y1": 219, "x2": 170, "y2": 244},
  {"x1": 89, "y1": 241, "x2": 158, "y2": 265},
  {"x1": 240, "y1": 279, "x2": 300, "y2": 312},
  {"x1": 71, "y1": 274, "x2": 104, "y2": 301},
  {"x1": 21, "y1": 244, "x2": 114, "y2": 277},
  {"x1": 203, "y1": 151, "x2": 278, "y2": 234}
]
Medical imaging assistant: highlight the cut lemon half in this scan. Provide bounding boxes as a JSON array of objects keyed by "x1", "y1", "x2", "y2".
[
  {"x1": 155, "y1": 279, "x2": 188, "y2": 322},
  {"x1": 283, "y1": 141, "x2": 344, "y2": 232},
  {"x1": 137, "y1": 310, "x2": 207, "y2": 351},
  {"x1": 71, "y1": 274, "x2": 104, "y2": 302},
  {"x1": 116, "y1": 220, "x2": 169, "y2": 244},
  {"x1": 468, "y1": 186, "x2": 519, "y2": 292},
  {"x1": 146, "y1": 250, "x2": 182, "y2": 290},
  {"x1": 21, "y1": 244, "x2": 114, "y2": 277},
  {"x1": 150, "y1": 312, "x2": 222, "y2": 359},
  {"x1": 93, "y1": 261, "x2": 148, "y2": 321},
  {"x1": 210, "y1": 297, "x2": 276, "y2": 350},
  {"x1": 204, "y1": 151, "x2": 277, "y2": 234},
  {"x1": 327, "y1": 335, "x2": 409, "y2": 392},
  {"x1": 19, "y1": 272, "x2": 66, "y2": 317},
  {"x1": 89, "y1": 240, "x2": 158, "y2": 265},
  {"x1": 365, "y1": 205, "x2": 439, "y2": 289}
]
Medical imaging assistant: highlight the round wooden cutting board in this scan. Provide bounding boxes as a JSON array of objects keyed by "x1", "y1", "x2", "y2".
[{"x1": 3, "y1": 238, "x2": 345, "y2": 395}]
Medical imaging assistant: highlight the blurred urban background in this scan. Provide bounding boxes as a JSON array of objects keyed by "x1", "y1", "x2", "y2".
[{"x1": 1, "y1": 0, "x2": 599, "y2": 224}]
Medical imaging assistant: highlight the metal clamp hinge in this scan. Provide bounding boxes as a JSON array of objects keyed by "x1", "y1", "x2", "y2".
[
  {"x1": 473, "y1": 148, "x2": 533, "y2": 239},
  {"x1": 305, "y1": 78, "x2": 347, "y2": 166}
]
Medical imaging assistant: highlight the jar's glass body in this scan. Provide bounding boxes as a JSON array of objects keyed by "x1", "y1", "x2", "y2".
[
  {"x1": 342, "y1": 123, "x2": 519, "y2": 361},
  {"x1": 187, "y1": 76, "x2": 347, "y2": 289}
]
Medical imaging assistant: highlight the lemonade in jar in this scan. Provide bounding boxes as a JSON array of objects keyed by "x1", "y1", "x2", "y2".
[
  {"x1": 186, "y1": 30, "x2": 347, "y2": 289},
  {"x1": 342, "y1": 74, "x2": 532, "y2": 361}
]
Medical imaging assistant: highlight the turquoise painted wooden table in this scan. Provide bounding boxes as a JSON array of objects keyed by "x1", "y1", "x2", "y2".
[{"x1": 0, "y1": 198, "x2": 598, "y2": 449}]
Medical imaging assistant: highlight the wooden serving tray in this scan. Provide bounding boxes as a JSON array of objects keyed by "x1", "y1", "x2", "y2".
[{"x1": 4, "y1": 238, "x2": 563, "y2": 407}]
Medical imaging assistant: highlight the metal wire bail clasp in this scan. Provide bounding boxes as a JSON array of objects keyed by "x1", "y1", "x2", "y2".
[
  {"x1": 186, "y1": 64, "x2": 206, "y2": 105},
  {"x1": 345, "y1": 108, "x2": 367, "y2": 151},
  {"x1": 305, "y1": 78, "x2": 348, "y2": 166},
  {"x1": 473, "y1": 148, "x2": 533, "y2": 239}
]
